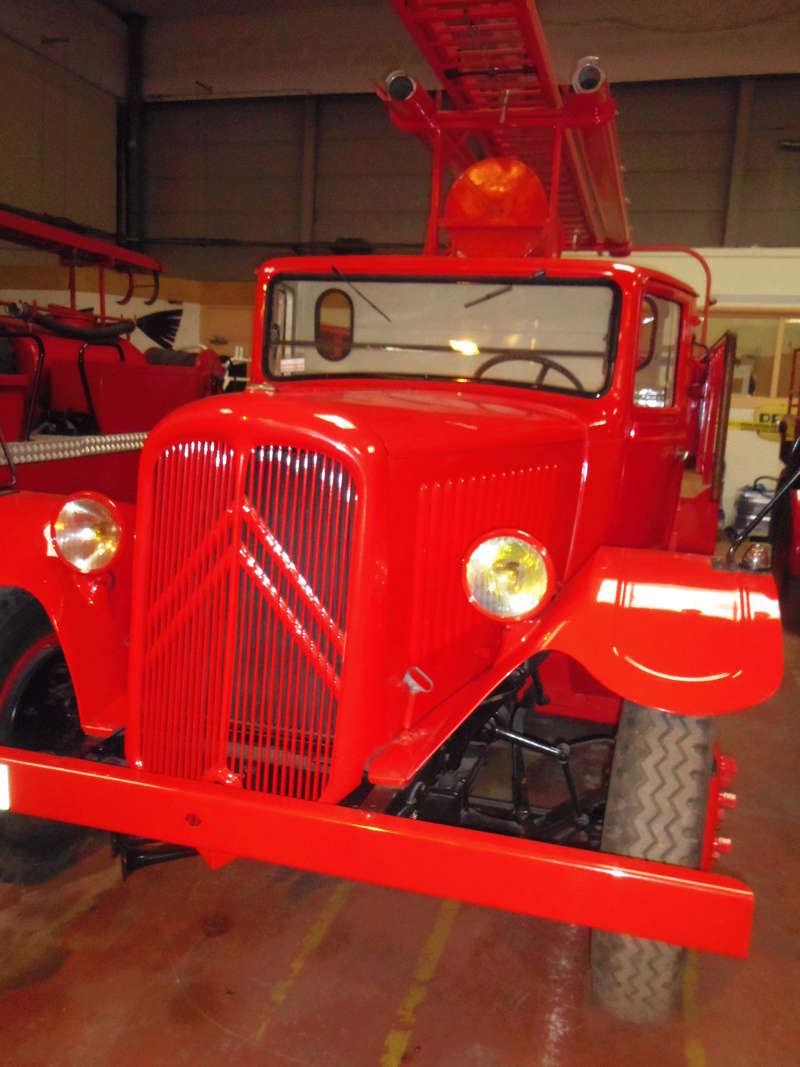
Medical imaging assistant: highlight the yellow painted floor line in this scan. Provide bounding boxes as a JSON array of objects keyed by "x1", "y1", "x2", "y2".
[
  {"x1": 255, "y1": 880, "x2": 352, "y2": 1041},
  {"x1": 682, "y1": 949, "x2": 706, "y2": 1067},
  {"x1": 380, "y1": 899, "x2": 461, "y2": 1067}
]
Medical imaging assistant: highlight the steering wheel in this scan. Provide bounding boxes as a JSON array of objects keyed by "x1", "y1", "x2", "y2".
[{"x1": 474, "y1": 352, "x2": 585, "y2": 392}]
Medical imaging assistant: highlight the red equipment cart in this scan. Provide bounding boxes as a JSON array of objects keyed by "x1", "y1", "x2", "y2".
[{"x1": 0, "y1": 208, "x2": 224, "y2": 501}]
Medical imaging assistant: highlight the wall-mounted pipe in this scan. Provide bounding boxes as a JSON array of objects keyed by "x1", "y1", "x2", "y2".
[{"x1": 123, "y1": 14, "x2": 146, "y2": 245}]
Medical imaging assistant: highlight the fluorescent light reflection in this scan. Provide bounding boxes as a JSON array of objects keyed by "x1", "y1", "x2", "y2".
[
  {"x1": 596, "y1": 578, "x2": 779, "y2": 621},
  {"x1": 449, "y1": 339, "x2": 479, "y2": 356}
]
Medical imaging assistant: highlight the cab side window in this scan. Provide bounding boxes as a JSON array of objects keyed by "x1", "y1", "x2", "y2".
[
  {"x1": 269, "y1": 283, "x2": 295, "y2": 355},
  {"x1": 634, "y1": 295, "x2": 681, "y2": 408}
]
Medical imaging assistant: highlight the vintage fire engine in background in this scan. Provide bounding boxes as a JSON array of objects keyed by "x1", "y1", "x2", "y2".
[
  {"x1": 0, "y1": 208, "x2": 224, "y2": 501},
  {"x1": 0, "y1": 0, "x2": 786, "y2": 1025}
]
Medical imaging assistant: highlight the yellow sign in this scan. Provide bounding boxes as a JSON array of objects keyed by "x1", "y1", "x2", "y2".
[
  {"x1": 729, "y1": 405, "x2": 786, "y2": 440},
  {"x1": 754, "y1": 405, "x2": 785, "y2": 441}
]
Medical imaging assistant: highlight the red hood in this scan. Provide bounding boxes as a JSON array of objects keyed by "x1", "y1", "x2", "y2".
[
  {"x1": 251, "y1": 378, "x2": 586, "y2": 461},
  {"x1": 149, "y1": 378, "x2": 589, "y2": 580}
]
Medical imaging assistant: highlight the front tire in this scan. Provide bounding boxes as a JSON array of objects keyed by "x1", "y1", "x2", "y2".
[
  {"x1": 0, "y1": 589, "x2": 93, "y2": 883},
  {"x1": 591, "y1": 703, "x2": 713, "y2": 1024}
]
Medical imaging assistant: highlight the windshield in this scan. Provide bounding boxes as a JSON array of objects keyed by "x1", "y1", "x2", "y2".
[{"x1": 264, "y1": 276, "x2": 618, "y2": 395}]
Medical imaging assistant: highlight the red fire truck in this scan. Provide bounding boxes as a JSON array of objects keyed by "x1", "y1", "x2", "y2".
[
  {"x1": 0, "y1": 0, "x2": 785, "y2": 1025},
  {"x1": 0, "y1": 208, "x2": 224, "y2": 501}
]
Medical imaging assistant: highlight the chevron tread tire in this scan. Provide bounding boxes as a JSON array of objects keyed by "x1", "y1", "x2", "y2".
[{"x1": 591, "y1": 702, "x2": 713, "y2": 1024}]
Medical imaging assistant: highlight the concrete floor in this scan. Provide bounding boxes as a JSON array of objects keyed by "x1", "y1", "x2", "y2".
[{"x1": 2, "y1": 617, "x2": 799, "y2": 1066}]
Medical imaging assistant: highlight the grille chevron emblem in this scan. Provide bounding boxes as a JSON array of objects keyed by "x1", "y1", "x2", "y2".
[{"x1": 138, "y1": 441, "x2": 357, "y2": 801}]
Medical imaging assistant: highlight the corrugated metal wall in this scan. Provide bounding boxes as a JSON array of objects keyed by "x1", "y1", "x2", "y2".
[
  {"x1": 144, "y1": 75, "x2": 799, "y2": 280},
  {"x1": 147, "y1": 99, "x2": 305, "y2": 243},
  {"x1": 615, "y1": 79, "x2": 737, "y2": 246},
  {"x1": 145, "y1": 98, "x2": 306, "y2": 280},
  {"x1": 314, "y1": 95, "x2": 430, "y2": 247},
  {"x1": 0, "y1": 33, "x2": 117, "y2": 232},
  {"x1": 740, "y1": 76, "x2": 800, "y2": 245}
]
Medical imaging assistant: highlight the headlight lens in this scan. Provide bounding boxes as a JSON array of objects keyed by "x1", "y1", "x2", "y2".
[
  {"x1": 465, "y1": 534, "x2": 551, "y2": 620},
  {"x1": 53, "y1": 496, "x2": 121, "y2": 573}
]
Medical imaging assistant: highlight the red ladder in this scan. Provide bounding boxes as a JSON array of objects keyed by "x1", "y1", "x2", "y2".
[{"x1": 388, "y1": 0, "x2": 631, "y2": 254}]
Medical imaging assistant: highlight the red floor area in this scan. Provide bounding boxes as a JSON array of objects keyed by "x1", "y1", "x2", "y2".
[{"x1": 1, "y1": 620, "x2": 799, "y2": 1066}]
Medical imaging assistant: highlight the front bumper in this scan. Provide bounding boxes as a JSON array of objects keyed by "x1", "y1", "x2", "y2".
[{"x1": 0, "y1": 744, "x2": 752, "y2": 957}]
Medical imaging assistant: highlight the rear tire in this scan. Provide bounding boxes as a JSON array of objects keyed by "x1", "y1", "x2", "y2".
[
  {"x1": 591, "y1": 703, "x2": 713, "y2": 1024},
  {"x1": 0, "y1": 589, "x2": 94, "y2": 884}
]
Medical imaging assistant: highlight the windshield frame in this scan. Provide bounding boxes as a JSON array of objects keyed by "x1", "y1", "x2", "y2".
[{"x1": 262, "y1": 272, "x2": 623, "y2": 400}]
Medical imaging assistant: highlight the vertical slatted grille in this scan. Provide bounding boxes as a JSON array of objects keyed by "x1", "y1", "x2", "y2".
[
  {"x1": 138, "y1": 440, "x2": 357, "y2": 801},
  {"x1": 410, "y1": 463, "x2": 566, "y2": 660}
]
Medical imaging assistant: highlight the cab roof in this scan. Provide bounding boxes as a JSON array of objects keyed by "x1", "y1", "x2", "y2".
[{"x1": 258, "y1": 254, "x2": 698, "y2": 300}]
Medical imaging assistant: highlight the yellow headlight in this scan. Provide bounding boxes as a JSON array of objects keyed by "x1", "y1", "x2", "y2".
[
  {"x1": 465, "y1": 534, "x2": 551, "y2": 620},
  {"x1": 53, "y1": 496, "x2": 121, "y2": 574}
]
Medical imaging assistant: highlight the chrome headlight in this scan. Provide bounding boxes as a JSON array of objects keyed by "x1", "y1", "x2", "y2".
[
  {"x1": 464, "y1": 532, "x2": 552, "y2": 620},
  {"x1": 53, "y1": 495, "x2": 122, "y2": 574}
]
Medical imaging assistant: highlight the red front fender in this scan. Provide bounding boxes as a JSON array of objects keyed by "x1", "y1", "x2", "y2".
[
  {"x1": 542, "y1": 547, "x2": 782, "y2": 715},
  {"x1": 370, "y1": 547, "x2": 782, "y2": 788},
  {"x1": 0, "y1": 491, "x2": 134, "y2": 734}
]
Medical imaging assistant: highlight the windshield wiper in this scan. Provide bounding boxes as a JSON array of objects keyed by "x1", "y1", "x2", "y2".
[
  {"x1": 463, "y1": 270, "x2": 546, "y2": 309},
  {"x1": 332, "y1": 267, "x2": 392, "y2": 323},
  {"x1": 464, "y1": 284, "x2": 511, "y2": 309}
]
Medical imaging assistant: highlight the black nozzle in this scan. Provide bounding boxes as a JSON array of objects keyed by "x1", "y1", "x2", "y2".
[{"x1": 385, "y1": 70, "x2": 416, "y2": 102}]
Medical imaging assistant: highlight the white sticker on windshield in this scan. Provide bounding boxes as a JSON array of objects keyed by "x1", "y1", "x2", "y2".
[
  {"x1": 280, "y1": 357, "x2": 305, "y2": 375},
  {"x1": 0, "y1": 765, "x2": 9, "y2": 811}
]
